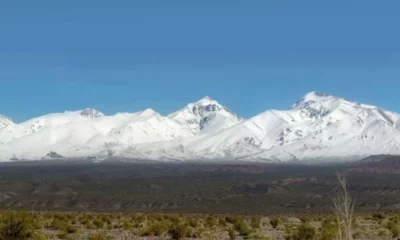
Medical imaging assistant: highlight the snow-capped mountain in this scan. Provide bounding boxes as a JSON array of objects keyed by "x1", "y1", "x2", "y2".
[
  {"x1": 0, "y1": 115, "x2": 14, "y2": 130},
  {"x1": 168, "y1": 96, "x2": 243, "y2": 134},
  {"x1": 194, "y1": 91, "x2": 400, "y2": 162},
  {"x1": 1, "y1": 92, "x2": 400, "y2": 163}
]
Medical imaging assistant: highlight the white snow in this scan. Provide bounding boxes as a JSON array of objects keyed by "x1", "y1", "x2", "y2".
[
  {"x1": 1, "y1": 92, "x2": 400, "y2": 163},
  {"x1": 0, "y1": 115, "x2": 15, "y2": 130},
  {"x1": 168, "y1": 96, "x2": 243, "y2": 134}
]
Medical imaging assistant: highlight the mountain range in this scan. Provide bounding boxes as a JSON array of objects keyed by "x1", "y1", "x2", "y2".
[{"x1": 1, "y1": 91, "x2": 399, "y2": 163}]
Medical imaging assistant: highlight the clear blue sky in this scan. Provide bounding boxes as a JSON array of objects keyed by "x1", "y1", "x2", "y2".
[{"x1": 1, "y1": 1, "x2": 400, "y2": 122}]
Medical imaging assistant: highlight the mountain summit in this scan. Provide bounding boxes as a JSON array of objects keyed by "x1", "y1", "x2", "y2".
[
  {"x1": 80, "y1": 108, "x2": 105, "y2": 118},
  {"x1": 168, "y1": 96, "x2": 243, "y2": 134},
  {"x1": 0, "y1": 93, "x2": 399, "y2": 163}
]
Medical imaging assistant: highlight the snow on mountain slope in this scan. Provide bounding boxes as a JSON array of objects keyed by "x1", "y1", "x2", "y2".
[
  {"x1": 1, "y1": 92, "x2": 400, "y2": 163},
  {"x1": 0, "y1": 109, "x2": 104, "y2": 143},
  {"x1": 107, "y1": 109, "x2": 194, "y2": 145},
  {"x1": 0, "y1": 122, "x2": 107, "y2": 160},
  {"x1": 179, "y1": 91, "x2": 400, "y2": 162},
  {"x1": 0, "y1": 108, "x2": 193, "y2": 160},
  {"x1": 168, "y1": 96, "x2": 243, "y2": 134},
  {"x1": 241, "y1": 92, "x2": 400, "y2": 162},
  {"x1": 0, "y1": 115, "x2": 15, "y2": 130}
]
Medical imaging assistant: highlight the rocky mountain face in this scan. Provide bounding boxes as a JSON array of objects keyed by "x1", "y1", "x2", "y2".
[
  {"x1": 1, "y1": 92, "x2": 400, "y2": 163},
  {"x1": 168, "y1": 96, "x2": 243, "y2": 134}
]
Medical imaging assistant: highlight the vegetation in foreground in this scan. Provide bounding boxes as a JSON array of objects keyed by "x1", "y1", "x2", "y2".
[{"x1": 1, "y1": 211, "x2": 400, "y2": 239}]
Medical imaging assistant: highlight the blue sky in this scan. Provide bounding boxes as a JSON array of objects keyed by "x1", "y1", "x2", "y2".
[{"x1": 1, "y1": 1, "x2": 400, "y2": 122}]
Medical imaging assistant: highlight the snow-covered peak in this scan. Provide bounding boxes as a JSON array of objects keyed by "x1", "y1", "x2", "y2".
[
  {"x1": 79, "y1": 108, "x2": 105, "y2": 118},
  {"x1": 0, "y1": 115, "x2": 15, "y2": 129},
  {"x1": 292, "y1": 91, "x2": 338, "y2": 110},
  {"x1": 194, "y1": 96, "x2": 215, "y2": 105},
  {"x1": 137, "y1": 108, "x2": 159, "y2": 118},
  {"x1": 169, "y1": 97, "x2": 243, "y2": 134}
]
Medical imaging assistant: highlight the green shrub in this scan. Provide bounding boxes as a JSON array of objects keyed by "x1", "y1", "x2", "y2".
[
  {"x1": 65, "y1": 225, "x2": 79, "y2": 234},
  {"x1": 250, "y1": 216, "x2": 261, "y2": 229},
  {"x1": 228, "y1": 228, "x2": 237, "y2": 240},
  {"x1": 270, "y1": 216, "x2": 282, "y2": 229},
  {"x1": 56, "y1": 232, "x2": 68, "y2": 240},
  {"x1": 169, "y1": 223, "x2": 189, "y2": 240},
  {"x1": 378, "y1": 229, "x2": 391, "y2": 237},
  {"x1": 389, "y1": 214, "x2": 400, "y2": 224},
  {"x1": 372, "y1": 213, "x2": 385, "y2": 221},
  {"x1": 0, "y1": 212, "x2": 35, "y2": 240},
  {"x1": 93, "y1": 219, "x2": 105, "y2": 229},
  {"x1": 234, "y1": 219, "x2": 252, "y2": 237},
  {"x1": 188, "y1": 218, "x2": 199, "y2": 228},
  {"x1": 319, "y1": 218, "x2": 338, "y2": 240},
  {"x1": 31, "y1": 231, "x2": 48, "y2": 240},
  {"x1": 285, "y1": 223, "x2": 316, "y2": 240},
  {"x1": 226, "y1": 216, "x2": 240, "y2": 225},
  {"x1": 141, "y1": 221, "x2": 169, "y2": 237},
  {"x1": 85, "y1": 221, "x2": 97, "y2": 230},
  {"x1": 204, "y1": 216, "x2": 217, "y2": 229},
  {"x1": 50, "y1": 218, "x2": 68, "y2": 231},
  {"x1": 386, "y1": 221, "x2": 400, "y2": 238}
]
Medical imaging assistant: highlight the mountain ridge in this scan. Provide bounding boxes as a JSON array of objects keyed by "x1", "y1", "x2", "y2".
[{"x1": 1, "y1": 92, "x2": 400, "y2": 163}]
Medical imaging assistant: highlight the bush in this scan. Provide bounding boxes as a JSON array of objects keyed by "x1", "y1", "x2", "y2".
[
  {"x1": 141, "y1": 221, "x2": 169, "y2": 237},
  {"x1": 372, "y1": 213, "x2": 385, "y2": 221},
  {"x1": 188, "y1": 218, "x2": 199, "y2": 228},
  {"x1": 204, "y1": 216, "x2": 217, "y2": 229},
  {"x1": 386, "y1": 221, "x2": 400, "y2": 238},
  {"x1": 226, "y1": 216, "x2": 240, "y2": 225},
  {"x1": 56, "y1": 232, "x2": 68, "y2": 240},
  {"x1": 285, "y1": 223, "x2": 316, "y2": 240},
  {"x1": 85, "y1": 221, "x2": 97, "y2": 230},
  {"x1": 31, "y1": 231, "x2": 48, "y2": 240},
  {"x1": 228, "y1": 228, "x2": 237, "y2": 240},
  {"x1": 234, "y1": 219, "x2": 252, "y2": 237},
  {"x1": 50, "y1": 218, "x2": 68, "y2": 231},
  {"x1": 169, "y1": 223, "x2": 189, "y2": 240},
  {"x1": 93, "y1": 219, "x2": 105, "y2": 229},
  {"x1": 319, "y1": 218, "x2": 338, "y2": 240},
  {"x1": 65, "y1": 225, "x2": 79, "y2": 234},
  {"x1": 270, "y1": 216, "x2": 282, "y2": 229},
  {"x1": 250, "y1": 216, "x2": 261, "y2": 229},
  {"x1": 0, "y1": 212, "x2": 35, "y2": 240}
]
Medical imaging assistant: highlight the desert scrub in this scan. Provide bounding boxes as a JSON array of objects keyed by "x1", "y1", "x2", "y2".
[
  {"x1": 250, "y1": 216, "x2": 261, "y2": 229},
  {"x1": 50, "y1": 218, "x2": 68, "y2": 231},
  {"x1": 372, "y1": 213, "x2": 385, "y2": 221},
  {"x1": 0, "y1": 211, "x2": 39, "y2": 240},
  {"x1": 140, "y1": 221, "x2": 169, "y2": 237},
  {"x1": 318, "y1": 218, "x2": 338, "y2": 240},
  {"x1": 270, "y1": 216, "x2": 283, "y2": 229},
  {"x1": 225, "y1": 215, "x2": 240, "y2": 225},
  {"x1": 285, "y1": 223, "x2": 316, "y2": 240},
  {"x1": 385, "y1": 221, "x2": 400, "y2": 238},
  {"x1": 233, "y1": 219, "x2": 252, "y2": 237},
  {"x1": 188, "y1": 218, "x2": 200, "y2": 228},
  {"x1": 92, "y1": 218, "x2": 105, "y2": 229},
  {"x1": 87, "y1": 233, "x2": 113, "y2": 240},
  {"x1": 204, "y1": 216, "x2": 218, "y2": 229},
  {"x1": 168, "y1": 222, "x2": 190, "y2": 240},
  {"x1": 228, "y1": 228, "x2": 237, "y2": 240}
]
